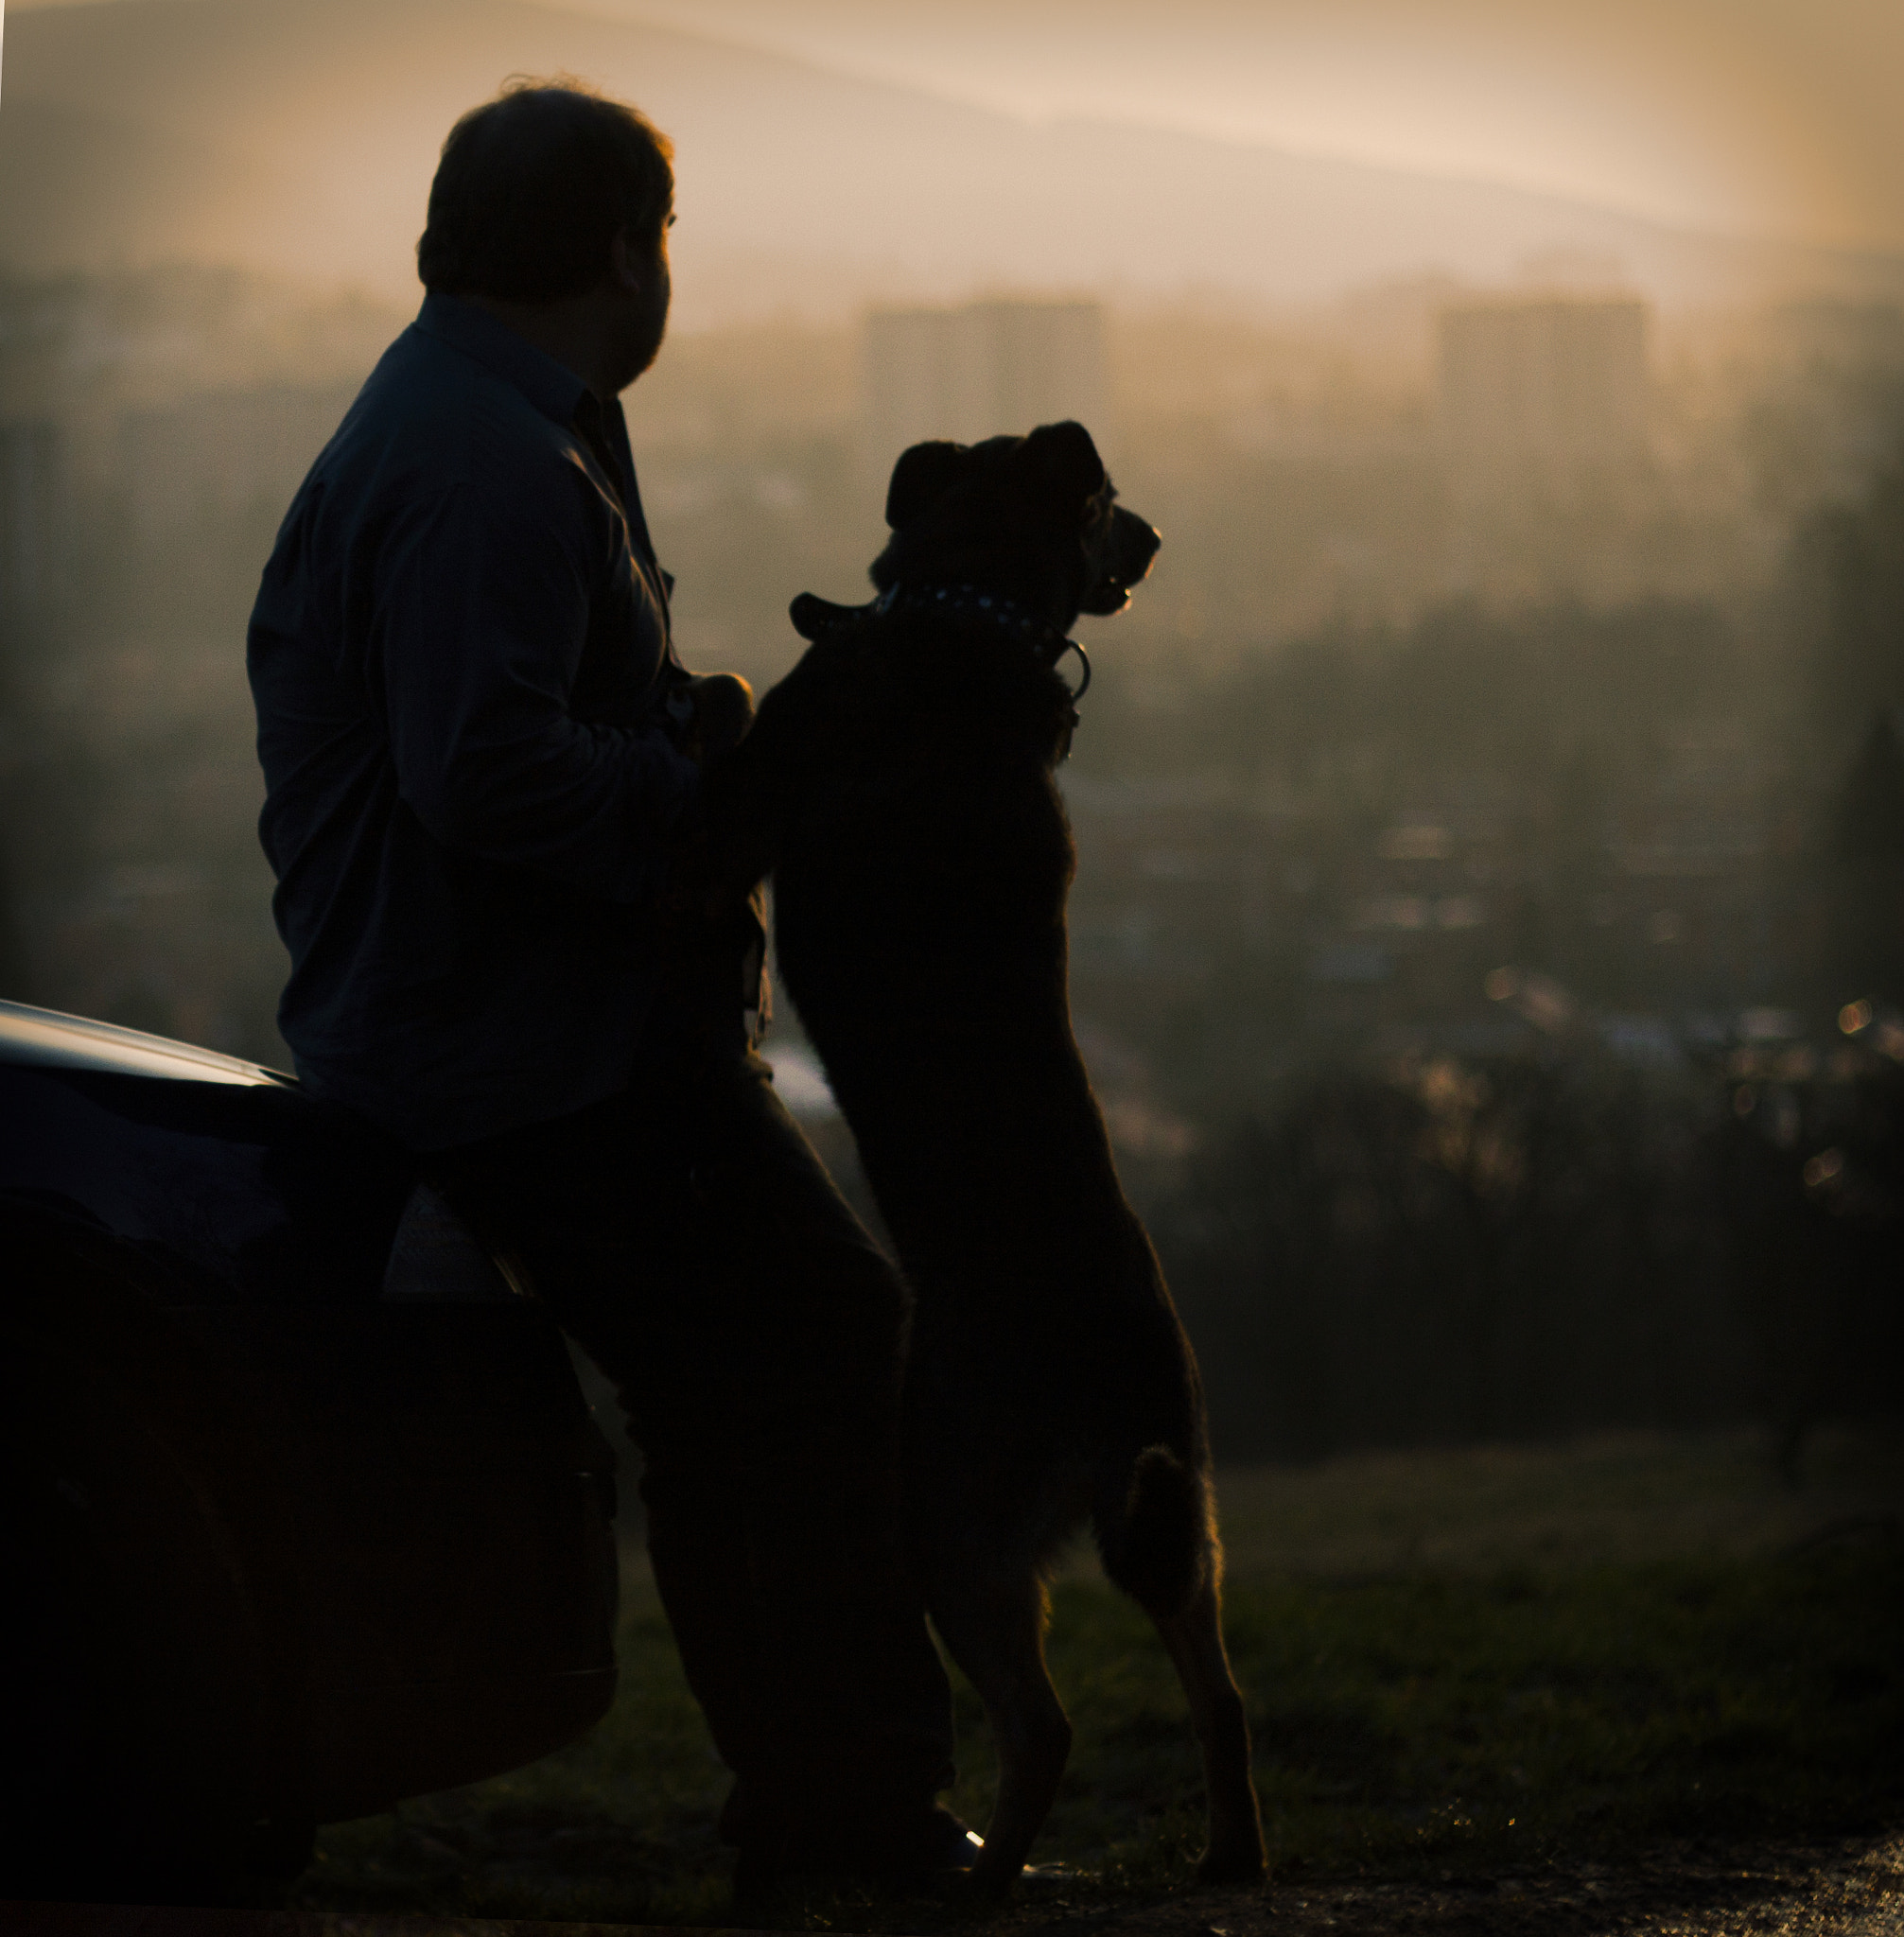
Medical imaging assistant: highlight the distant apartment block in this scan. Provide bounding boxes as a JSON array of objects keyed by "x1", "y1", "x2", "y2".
[
  {"x1": 862, "y1": 300, "x2": 1109, "y2": 470},
  {"x1": 1439, "y1": 297, "x2": 1649, "y2": 480},
  {"x1": 0, "y1": 419, "x2": 61, "y2": 610},
  {"x1": 1437, "y1": 297, "x2": 1653, "y2": 598},
  {"x1": 120, "y1": 384, "x2": 358, "y2": 548}
]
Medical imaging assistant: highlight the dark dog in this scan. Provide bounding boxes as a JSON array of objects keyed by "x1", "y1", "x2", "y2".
[{"x1": 705, "y1": 421, "x2": 1265, "y2": 1893}]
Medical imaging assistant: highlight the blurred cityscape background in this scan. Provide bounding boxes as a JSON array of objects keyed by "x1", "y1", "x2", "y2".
[{"x1": 2, "y1": 0, "x2": 1900, "y2": 1464}]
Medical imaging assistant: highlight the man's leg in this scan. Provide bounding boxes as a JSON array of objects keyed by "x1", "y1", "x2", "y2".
[{"x1": 431, "y1": 1052, "x2": 956, "y2": 1872}]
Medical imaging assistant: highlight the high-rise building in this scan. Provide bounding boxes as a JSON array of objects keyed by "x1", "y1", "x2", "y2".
[
  {"x1": 862, "y1": 299, "x2": 1109, "y2": 472},
  {"x1": 0, "y1": 419, "x2": 61, "y2": 612},
  {"x1": 1437, "y1": 296, "x2": 1653, "y2": 598},
  {"x1": 1438, "y1": 297, "x2": 1649, "y2": 481}
]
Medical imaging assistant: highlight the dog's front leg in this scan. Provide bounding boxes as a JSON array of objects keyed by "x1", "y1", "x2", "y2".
[
  {"x1": 1152, "y1": 1579, "x2": 1266, "y2": 1884},
  {"x1": 695, "y1": 637, "x2": 844, "y2": 895},
  {"x1": 928, "y1": 1572, "x2": 1073, "y2": 1893}
]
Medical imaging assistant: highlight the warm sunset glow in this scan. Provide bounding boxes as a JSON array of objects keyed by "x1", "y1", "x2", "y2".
[
  {"x1": 577, "y1": 0, "x2": 1904, "y2": 250},
  {"x1": 7, "y1": 0, "x2": 1904, "y2": 258}
]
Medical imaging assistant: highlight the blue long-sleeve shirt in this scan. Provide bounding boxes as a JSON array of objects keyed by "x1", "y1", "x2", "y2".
[{"x1": 247, "y1": 293, "x2": 701, "y2": 1149}]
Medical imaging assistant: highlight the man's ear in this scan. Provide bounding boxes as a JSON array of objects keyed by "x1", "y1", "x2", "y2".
[
  {"x1": 1023, "y1": 420, "x2": 1106, "y2": 505},
  {"x1": 885, "y1": 440, "x2": 969, "y2": 529}
]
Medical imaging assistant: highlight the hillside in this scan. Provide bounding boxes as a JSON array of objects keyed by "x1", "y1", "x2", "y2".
[{"x1": 5, "y1": 0, "x2": 1900, "y2": 321}]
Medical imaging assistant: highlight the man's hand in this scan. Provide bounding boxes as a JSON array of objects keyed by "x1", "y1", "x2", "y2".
[
  {"x1": 662, "y1": 672, "x2": 760, "y2": 926},
  {"x1": 673, "y1": 672, "x2": 755, "y2": 766},
  {"x1": 658, "y1": 676, "x2": 772, "y2": 1044}
]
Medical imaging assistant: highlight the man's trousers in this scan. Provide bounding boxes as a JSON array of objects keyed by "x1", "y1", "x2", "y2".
[{"x1": 431, "y1": 1048, "x2": 955, "y2": 1863}]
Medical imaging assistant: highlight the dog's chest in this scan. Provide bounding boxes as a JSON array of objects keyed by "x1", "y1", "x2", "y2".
[
  {"x1": 762, "y1": 628, "x2": 1076, "y2": 1013},
  {"x1": 783, "y1": 625, "x2": 1075, "y2": 898}
]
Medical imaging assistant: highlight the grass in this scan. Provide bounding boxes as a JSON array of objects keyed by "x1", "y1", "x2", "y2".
[{"x1": 290, "y1": 1423, "x2": 1904, "y2": 1928}]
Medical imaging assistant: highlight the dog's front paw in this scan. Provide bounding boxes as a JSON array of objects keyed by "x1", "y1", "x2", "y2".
[
  {"x1": 948, "y1": 1855, "x2": 1022, "y2": 1902},
  {"x1": 1196, "y1": 1841, "x2": 1268, "y2": 1887}
]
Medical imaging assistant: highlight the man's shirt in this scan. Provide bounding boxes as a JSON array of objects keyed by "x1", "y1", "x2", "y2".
[{"x1": 247, "y1": 292, "x2": 700, "y2": 1150}]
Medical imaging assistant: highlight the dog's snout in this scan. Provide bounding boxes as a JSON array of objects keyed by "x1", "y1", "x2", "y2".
[
  {"x1": 1112, "y1": 508, "x2": 1162, "y2": 585},
  {"x1": 1078, "y1": 505, "x2": 1161, "y2": 616}
]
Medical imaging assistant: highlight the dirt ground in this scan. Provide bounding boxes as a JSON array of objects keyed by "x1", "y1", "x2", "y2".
[
  {"x1": 10, "y1": 1831, "x2": 1904, "y2": 1937},
  {"x1": 1003, "y1": 1832, "x2": 1904, "y2": 1936}
]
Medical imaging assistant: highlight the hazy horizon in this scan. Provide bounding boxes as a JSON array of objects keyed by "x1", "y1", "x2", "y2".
[
  {"x1": 9, "y1": 0, "x2": 1903, "y2": 256},
  {"x1": 4, "y1": 0, "x2": 1901, "y2": 329}
]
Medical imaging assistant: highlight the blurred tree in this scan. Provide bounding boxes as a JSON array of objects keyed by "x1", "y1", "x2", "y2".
[
  {"x1": 1790, "y1": 440, "x2": 1904, "y2": 746},
  {"x1": 1828, "y1": 710, "x2": 1904, "y2": 1006},
  {"x1": 1153, "y1": 1056, "x2": 1742, "y2": 1460},
  {"x1": 1713, "y1": 1059, "x2": 1904, "y2": 1478}
]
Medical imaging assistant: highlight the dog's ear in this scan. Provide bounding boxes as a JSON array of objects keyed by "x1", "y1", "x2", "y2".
[
  {"x1": 1022, "y1": 420, "x2": 1107, "y2": 507},
  {"x1": 885, "y1": 440, "x2": 969, "y2": 529}
]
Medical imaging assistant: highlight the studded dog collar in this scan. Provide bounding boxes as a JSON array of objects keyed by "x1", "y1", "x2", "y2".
[
  {"x1": 788, "y1": 581, "x2": 1093, "y2": 760},
  {"x1": 875, "y1": 581, "x2": 1092, "y2": 707}
]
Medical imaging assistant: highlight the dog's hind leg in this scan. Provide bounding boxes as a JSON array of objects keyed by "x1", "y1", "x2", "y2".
[
  {"x1": 927, "y1": 1571, "x2": 1073, "y2": 1894},
  {"x1": 1152, "y1": 1577, "x2": 1266, "y2": 1884}
]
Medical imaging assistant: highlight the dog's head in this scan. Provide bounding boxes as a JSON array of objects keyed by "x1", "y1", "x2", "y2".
[{"x1": 870, "y1": 421, "x2": 1160, "y2": 626}]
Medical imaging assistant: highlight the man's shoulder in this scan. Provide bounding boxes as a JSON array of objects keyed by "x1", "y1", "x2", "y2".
[{"x1": 323, "y1": 323, "x2": 575, "y2": 501}]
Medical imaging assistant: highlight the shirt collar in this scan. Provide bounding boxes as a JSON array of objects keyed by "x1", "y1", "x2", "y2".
[
  {"x1": 414, "y1": 291, "x2": 589, "y2": 428},
  {"x1": 412, "y1": 292, "x2": 666, "y2": 591}
]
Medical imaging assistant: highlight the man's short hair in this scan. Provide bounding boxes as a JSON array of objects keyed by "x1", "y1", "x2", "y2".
[{"x1": 417, "y1": 78, "x2": 674, "y2": 304}]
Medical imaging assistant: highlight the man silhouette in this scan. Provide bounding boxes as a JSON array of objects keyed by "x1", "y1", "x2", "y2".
[{"x1": 247, "y1": 79, "x2": 969, "y2": 1893}]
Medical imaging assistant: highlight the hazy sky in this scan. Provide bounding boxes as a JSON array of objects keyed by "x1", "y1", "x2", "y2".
[{"x1": 9, "y1": 0, "x2": 1903, "y2": 252}]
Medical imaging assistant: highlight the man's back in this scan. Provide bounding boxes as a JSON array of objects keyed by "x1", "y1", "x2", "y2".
[
  {"x1": 245, "y1": 85, "x2": 968, "y2": 1896},
  {"x1": 248, "y1": 294, "x2": 697, "y2": 1149}
]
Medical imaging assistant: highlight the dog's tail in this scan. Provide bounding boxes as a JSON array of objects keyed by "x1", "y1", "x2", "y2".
[{"x1": 1094, "y1": 1444, "x2": 1216, "y2": 1618}]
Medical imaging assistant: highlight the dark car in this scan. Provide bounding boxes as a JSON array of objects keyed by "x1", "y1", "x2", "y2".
[{"x1": 0, "y1": 998, "x2": 620, "y2": 1905}]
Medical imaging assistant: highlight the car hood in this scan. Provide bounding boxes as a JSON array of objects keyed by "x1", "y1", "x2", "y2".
[
  {"x1": 0, "y1": 1000, "x2": 416, "y2": 1304},
  {"x1": 0, "y1": 1000, "x2": 290, "y2": 1087}
]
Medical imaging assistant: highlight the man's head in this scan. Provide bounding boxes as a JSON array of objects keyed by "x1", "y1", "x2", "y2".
[{"x1": 418, "y1": 79, "x2": 674, "y2": 386}]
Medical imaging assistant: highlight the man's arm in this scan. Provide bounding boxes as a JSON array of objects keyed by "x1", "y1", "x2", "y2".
[
  {"x1": 696, "y1": 633, "x2": 848, "y2": 896},
  {"x1": 372, "y1": 479, "x2": 698, "y2": 904}
]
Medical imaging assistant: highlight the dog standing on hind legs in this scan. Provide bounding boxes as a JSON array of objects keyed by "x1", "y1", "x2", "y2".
[{"x1": 701, "y1": 420, "x2": 1266, "y2": 1895}]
